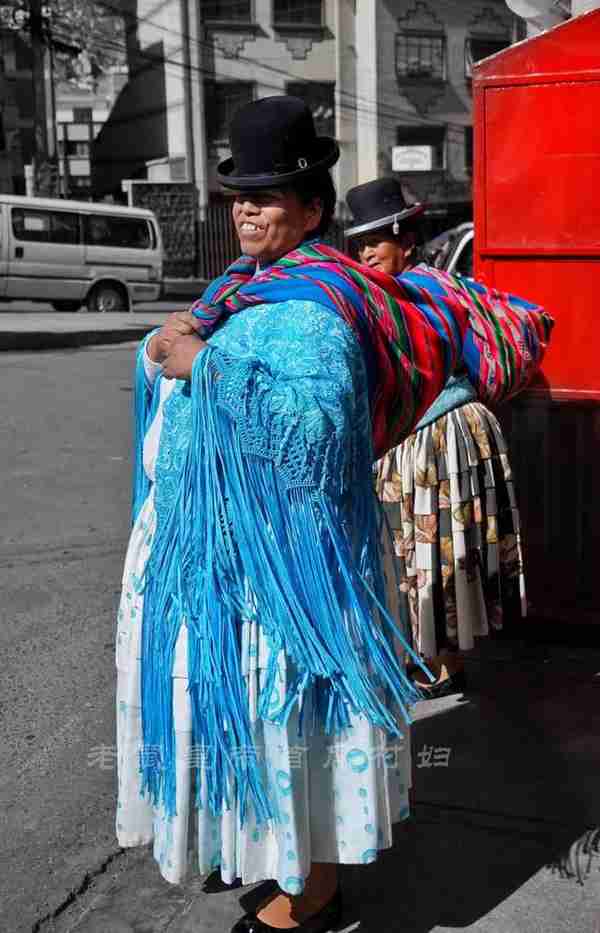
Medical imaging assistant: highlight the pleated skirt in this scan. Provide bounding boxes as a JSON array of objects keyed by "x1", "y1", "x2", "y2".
[
  {"x1": 115, "y1": 492, "x2": 412, "y2": 890},
  {"x1": 375, "y1": 401, "x2": 526, "y2": 659}
]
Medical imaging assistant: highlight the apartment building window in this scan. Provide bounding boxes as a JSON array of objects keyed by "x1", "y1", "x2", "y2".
[
  {"x1": 205, "y1": 81, "x2": 254, "y2": 146},
  {"x1": 66, "y1": 140, "x2": 90, "y2": 157},
  {"x1": 286, "y1": 82, "x2": 334, "y2": 136},
  {"x1": 73, "y1": 107, "x2": 93, "y2": 123},
  {"x1": 394, "y1": 126, "x2": 446, "y2": 171},
  {"x1": 273, "y1": 0, "x2": 323, "y2": 27},
  {"x1": 465, "y1": 36, "x2": 510, "y2": 78},
  {"x1": 396, "y1": 30, "x2": 446, "y2": 83},
  {"x1": 58, "y1": 137, "x2": 91, "y2": 156},
  {"x1": 203, "y1": 0, "x2": 252, "y2": 22},
  {"x1": 70, "y1": 178, "x2": 91, "y2": 193}
]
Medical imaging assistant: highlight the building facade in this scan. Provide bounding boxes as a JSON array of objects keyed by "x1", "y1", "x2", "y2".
[
  {"x1": 376, "y1": 0, "x2": 516, "y2": 228},
  {"x1": 94, "y1": 0, "x2": 520, "y2": 227},
  {"x1": 55, "y1": 72, "x2": 127, "y2": 200},
  {"x1": 93, "y1": 0, "x2": 344, "y2": 209},
  {"x1": 0, "y1": 8, "x2": 127, "y2": 198}
]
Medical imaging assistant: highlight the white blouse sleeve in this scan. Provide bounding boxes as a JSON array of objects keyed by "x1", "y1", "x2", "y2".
[{"x1": 143, "y1": 340, "x2": 163, "y2": 386}]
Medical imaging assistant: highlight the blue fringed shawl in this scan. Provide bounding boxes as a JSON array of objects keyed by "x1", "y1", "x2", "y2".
[{"x1": 134, "y1": 299, "x2": 430, "y2": 823}]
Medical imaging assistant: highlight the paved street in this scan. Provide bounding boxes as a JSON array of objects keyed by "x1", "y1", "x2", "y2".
[
  {"x1": 1, "y1": 343, "x2": 139, "y2": 932},
  {"x1": 1, "y1": 343, "x2": 599, "y2": 933}
]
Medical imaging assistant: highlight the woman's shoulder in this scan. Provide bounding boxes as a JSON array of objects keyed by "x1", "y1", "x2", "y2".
[
  {"x1": 212, "y1": 297, "x2": 357, "y2": 351},
  {"x1": 209, "y1": 297, "x2": 363, "y2": 385}
]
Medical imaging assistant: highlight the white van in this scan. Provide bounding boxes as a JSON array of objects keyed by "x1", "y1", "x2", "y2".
[{"x1": 0, "y1": 195, "x2": 163, "y2": 311}]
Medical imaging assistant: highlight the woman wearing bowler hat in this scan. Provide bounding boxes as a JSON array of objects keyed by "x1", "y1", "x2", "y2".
[
  {"x1": 114, "y1": 99, "x2": 551, "y2": 932},
  {"x1": 346, "y1": 177, "x2": 532, "y2": 699}
]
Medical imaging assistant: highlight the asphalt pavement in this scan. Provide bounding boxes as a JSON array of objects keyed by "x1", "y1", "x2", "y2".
[{"x1": 1, "y1": 343, "x2": 599, "y2": 933}]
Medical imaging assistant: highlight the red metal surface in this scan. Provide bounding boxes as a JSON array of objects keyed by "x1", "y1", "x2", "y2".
[
  {"x1": 473, "y1": 9, "x2": 600, "y2": 399},
  {"x1": 473, "y1": 12, "x2": 600, "y2": 625}
]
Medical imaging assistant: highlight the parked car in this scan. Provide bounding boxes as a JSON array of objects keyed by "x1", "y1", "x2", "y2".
[
  {"x1": 423, "y1": 221, "x2": 474, "y2": 277},
  {"x1": 0, "y1": 195, "x2": 163, "y2": 311}
]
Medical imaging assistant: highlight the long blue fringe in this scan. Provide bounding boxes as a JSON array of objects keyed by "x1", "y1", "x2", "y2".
[
  {"x1": 132, "y1": 333, "x2": 162, "y2": 525},
  {"x1": 139, "y1": 347, "x2": 429, "y2": 822}
]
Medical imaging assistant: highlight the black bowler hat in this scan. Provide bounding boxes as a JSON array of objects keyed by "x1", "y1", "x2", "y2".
[
  {"x1": 345, "y1": 177, "x2": 425, "y2": 239},
  {"x1": 217, "y1": 95, "x2": 339, "y2": 189}
]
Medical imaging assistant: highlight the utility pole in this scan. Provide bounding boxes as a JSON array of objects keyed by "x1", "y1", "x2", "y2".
[{"x1": 29, "y1": 0, "x2": 57, "y2": 195}]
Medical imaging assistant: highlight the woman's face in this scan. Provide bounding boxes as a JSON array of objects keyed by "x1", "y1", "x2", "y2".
[
  {"x1": 357, "y1": 231, "x2": 415, "y2": 276},
  {"x1": 232, "y1": 188, "x2": 322, "y2": 265}
]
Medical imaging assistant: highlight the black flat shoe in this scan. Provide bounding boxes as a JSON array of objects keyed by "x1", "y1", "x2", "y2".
[
  {"x1": 202, "y1": 869, "x2": 244, "y2": 893},
  {"x1": 231, "y1": 888, "x2": 342, "y2": 933},
  {"x1": 407, "y1": 661, "x2": 436, "y2": 688},
  {"x1": 420, "y1": 670, "x2": 467, "y2": 700}
]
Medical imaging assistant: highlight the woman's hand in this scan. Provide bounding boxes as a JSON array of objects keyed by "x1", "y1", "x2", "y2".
[
  {"x1": 147, "y1": 311, "x2": 203, "y2": 363},
  {"x1": 162, "y1": 334, "x2": 208, "y2": 380}
]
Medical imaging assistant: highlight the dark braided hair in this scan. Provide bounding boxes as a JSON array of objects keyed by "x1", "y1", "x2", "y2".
[{"x1": 287, "y1": 170, "x2": 337, "y2": 238}]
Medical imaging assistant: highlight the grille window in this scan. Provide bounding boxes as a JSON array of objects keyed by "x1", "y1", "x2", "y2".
[
  {"x1": 396, "y1": 31, "x2": 445, "y2": 82},
  {"x1": 286, "y1": 82, "x2": 334, "y2": 136},
  {"x1": 205, "y1": 81, "x2": 254, "y2": 145},
  {"x1": 465, "y1": 36, "x2": 510, "y2": 78},
  {"x1": 203, "y1": 1, "x2": 252, "y2": 21},
  {"x1": 273, "y1": 0, "x2": 323, "y2": 26}
]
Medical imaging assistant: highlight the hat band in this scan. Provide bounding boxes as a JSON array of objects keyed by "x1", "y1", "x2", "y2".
[
  {"x1": 344, "y1": 204, "x2": 425, "y2": 239},
  {"x1": 217, "y1": 136, "x2": 340, "y2": 188},
  {"x1": 270, "y1": 154, "x2": 310, "y2": 173}
]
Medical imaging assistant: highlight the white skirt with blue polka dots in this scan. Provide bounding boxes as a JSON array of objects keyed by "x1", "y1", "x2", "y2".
[{"x1": 115, "y1": 493, "x2": 412, "y2": 891}]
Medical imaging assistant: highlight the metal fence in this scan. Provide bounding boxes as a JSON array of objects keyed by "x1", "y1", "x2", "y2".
[{"x1": 197, "y1": 201, "x2": 351, "y2": 279}]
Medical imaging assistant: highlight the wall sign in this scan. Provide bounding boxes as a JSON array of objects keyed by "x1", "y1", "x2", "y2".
[{"x1": 392, "y1": 145, "x2": 433, "y2": 171}]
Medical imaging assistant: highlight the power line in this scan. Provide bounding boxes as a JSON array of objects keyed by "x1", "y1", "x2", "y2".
[{"x1": 80, "y1": 0, "x2": 474, "y2": 134}]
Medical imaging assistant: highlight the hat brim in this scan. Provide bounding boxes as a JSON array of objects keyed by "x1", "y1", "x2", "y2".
[
  {"x1": 345, "y1": 204, "x2": 426, "y2": 239},
  {"x1": 217, "y1": 137, "x2": 340, "y2": 189}
]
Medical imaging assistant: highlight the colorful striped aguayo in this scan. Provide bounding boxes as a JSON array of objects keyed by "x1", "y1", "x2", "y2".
[
  {"x1": 399, "y1": 266, "x2": 554, "y2": 408},
  {"x1": 190, "y1": 242, "x2": 553, "y2": 456}
]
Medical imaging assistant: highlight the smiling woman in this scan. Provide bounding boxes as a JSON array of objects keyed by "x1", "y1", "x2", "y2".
[
  {"x1": 231, "y1": 176, "x2": 336, "y2": 268},
  {"x1": 232, "y1": 188, "x2": 322, "y2": 266}
]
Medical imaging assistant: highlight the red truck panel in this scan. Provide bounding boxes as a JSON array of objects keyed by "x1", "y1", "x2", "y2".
[
  {"x1": 473, "y1": 12, "x2": 600, "y2": 624},
  {"x1": 473, "y1": 10, "x2": 600, "y2": 399}
]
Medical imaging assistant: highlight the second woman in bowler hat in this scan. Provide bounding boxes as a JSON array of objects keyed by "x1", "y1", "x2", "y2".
[{"x1": 346, "y1": 177, "x2": 527, "y2": 698}]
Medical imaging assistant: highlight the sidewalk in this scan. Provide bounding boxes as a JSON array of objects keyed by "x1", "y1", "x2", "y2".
[
  {"x1": 40, "y1": 637, "x2": 600, "y2": 933},
  {"x1": 0, "y1": 311, "x2": 169, "y2": 352},
  {"x1": 162, "y1": 277, "x2": 208, "y2": 302},
  {"x1": 0, "y1": 278, "x2": 208, "y2": 354}
]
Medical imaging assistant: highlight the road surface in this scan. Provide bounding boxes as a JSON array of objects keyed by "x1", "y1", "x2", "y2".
[{"x1": 1, "y1": 343, "x2": 139, "y2": 931}]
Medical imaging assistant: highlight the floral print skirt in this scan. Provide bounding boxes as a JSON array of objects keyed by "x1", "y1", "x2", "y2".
[
  {"x1": 375, "y1": 402, "x2": 525, "y2": 659},
  {"x1": 115, "y1": 493, "x2": 412, "y2": 891}
]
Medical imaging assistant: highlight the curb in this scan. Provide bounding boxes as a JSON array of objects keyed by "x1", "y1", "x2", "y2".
[
  {"x1": 162, "y1": 279, "x2": 208, "y2": 302},
  {"x1": 0, "y1": 326, "x2": 155, "y2": 353}
]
